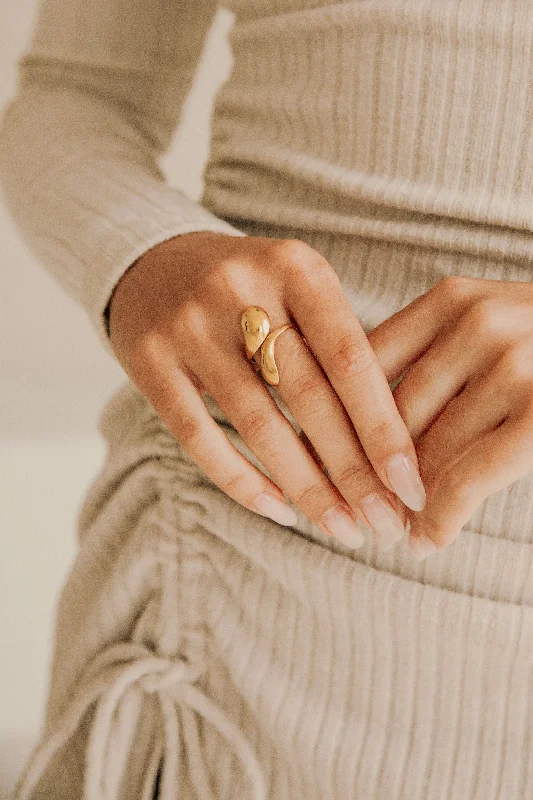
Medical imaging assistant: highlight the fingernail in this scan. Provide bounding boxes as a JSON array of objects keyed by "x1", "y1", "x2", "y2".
[
  {"x1": 385, "y1": 453, "x2": 426, "y2": 512},
  {"x1": 319, "y1": 504, "x2": 366, "y2": 549},
  {"x1": 253, "y1": 492, "x2": 298, "y2": 526},
  {"x1": 360, "y1": 493, "x2": 405, "y2": 550},
  {"x1": 408, "y1": 532, "x2": 438, "y2": 560}
]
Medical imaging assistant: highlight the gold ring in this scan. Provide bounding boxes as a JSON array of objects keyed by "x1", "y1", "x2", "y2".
[{"x1": 241, "y1": 306, "x2": 295, "y2": 386}]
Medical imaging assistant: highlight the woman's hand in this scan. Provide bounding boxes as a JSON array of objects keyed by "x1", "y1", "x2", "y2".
[
  {"x1": 367, "y1": 276, "x2": 533, "y2": 558},
  {"x1": 107, "y1": 232, "x2": 426, "y2": 551}
]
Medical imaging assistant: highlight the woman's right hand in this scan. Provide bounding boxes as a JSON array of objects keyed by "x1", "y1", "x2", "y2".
[{"x1": 107, "y1": 231, "x2": 426, "y2": 551}]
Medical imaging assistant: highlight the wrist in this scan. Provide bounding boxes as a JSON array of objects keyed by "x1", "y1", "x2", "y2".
[{"x1": 104, "y1": 230, "x2": 235, "y2": 340}]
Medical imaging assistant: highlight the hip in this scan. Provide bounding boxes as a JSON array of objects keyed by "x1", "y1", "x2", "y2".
[{"x1": 48, "y1": 378, "x2": 533, "y2": 799}]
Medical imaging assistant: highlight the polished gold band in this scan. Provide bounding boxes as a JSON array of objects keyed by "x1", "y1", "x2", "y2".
[{"x1": 241, "y1": 305, "x2": 295, "y2": 386}]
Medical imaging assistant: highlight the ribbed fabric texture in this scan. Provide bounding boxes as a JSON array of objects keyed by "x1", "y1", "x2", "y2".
[
  {"x1": 3, "y1": 0, "x2": 533, "y2": 797},
  {"x1": 12, "y1": 383, "x2": 533, "y2": 799},
  {"x1": 0, "y1": 0, "x2": 246, "y2": 355}
]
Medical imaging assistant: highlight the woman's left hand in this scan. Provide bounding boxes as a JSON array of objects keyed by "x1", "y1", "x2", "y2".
[{"x1": 366, "y1": 276, "x2": 533, "y2": 559}]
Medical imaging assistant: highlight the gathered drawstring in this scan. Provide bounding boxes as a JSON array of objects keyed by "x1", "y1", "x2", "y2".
[{"x1": 14, "y1": 641, "x2": 267, "y2": 800}]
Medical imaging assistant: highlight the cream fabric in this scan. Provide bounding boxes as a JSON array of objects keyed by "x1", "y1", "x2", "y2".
[
  {"x1": 2, "y1": 0, "x2": 533, "y2": 797},
  {"x1": 11, "y1": 380, "x2": 533, "y2": 799}
]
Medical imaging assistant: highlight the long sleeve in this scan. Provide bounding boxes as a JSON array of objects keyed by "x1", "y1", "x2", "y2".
[{"x1": 0, "y1": 0, "x2": 243, "y2": 357}]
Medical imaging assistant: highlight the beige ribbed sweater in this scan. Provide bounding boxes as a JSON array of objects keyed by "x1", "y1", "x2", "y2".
[{"x1": 2, "y1": 0, "x2": 533, "y2": 798}]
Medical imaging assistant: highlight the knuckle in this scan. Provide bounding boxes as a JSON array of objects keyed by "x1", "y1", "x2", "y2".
[
  {"x1": 174, "y1": 414, "x2": 204, "y2": 451},
  {"x1": 271, "y1": 237, "x2": 315, "y2": 265},
  {"x1": 273, "y1": 239, "x2": 332, "y2": 284},
  {"x1": 290, "y1": 371, "x2": 329, "y2": 412},
  {"x1": 366, "y1": 418, "x2": 400, "y2": 451},
  {"x1": 236, "y1": 406, "x2": 276, "y2": 446},
  {"x1": 220, "y1": 471, "x2": 248, "y2": 497},
  {"x1": 209, "y1": 257, "x2": 247, "y2": 290},
  {"x1": 178, "y1": 300, "x2": 206, "y2": 331},
  {"x1": 292, "y1": 481, "x2": 330, "y2": 515},
  {"x1": 330, "y1": 335, "x2": 376, "y2": 380},
  {"x1": 435, "y1": 275, "x2": 475, "y2": 303},
  {"x1": 331, "y1": 461, "x2": 373, "y2": 493},
  {"x1": 500, "y1": 343, "x2": 533, "y2": 383},
  {"x1": 135, "y1": 330, "x2": 164, "y2": 363},
  {"x1": 189, "y1": 254, "x2": 251, "y2": 303},
  {"x1": 462, "y1": 298, "x2": 503, "y2": 337}
]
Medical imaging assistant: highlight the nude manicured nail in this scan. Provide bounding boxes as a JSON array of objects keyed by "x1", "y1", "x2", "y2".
[
  {"x1": 360, "y1": 493, "x2": 405, "y2": 550},
  {"x1": 319, "y1": 505, "x2": 365, "y2": 549},
  {"x1": 253, "y1": 492, "x2": 297, "y2": 526},
  {"x1": 408, "y1": 532, "x2": 438, "y2": 560},
  {"x1": 385, "y1": 453, "x2": 426, "y2": 512}
]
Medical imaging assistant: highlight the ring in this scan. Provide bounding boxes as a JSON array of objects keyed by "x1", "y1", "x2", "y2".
[{"x1": 241, "y1": 306, "x2": 296, "y2": 386}]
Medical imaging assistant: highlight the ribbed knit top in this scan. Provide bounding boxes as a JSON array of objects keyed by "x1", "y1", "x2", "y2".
[
  {"x1": 2, "y1": 0, "x2": 533, "y2": 355},
  {"x1": 206, "y1": 0, "x2": 533, "y2": 249}
]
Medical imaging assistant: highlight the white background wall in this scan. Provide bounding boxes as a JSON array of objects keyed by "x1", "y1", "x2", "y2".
[{"x1": 0, "y1": 3, "x2": 232, "y2": 795}]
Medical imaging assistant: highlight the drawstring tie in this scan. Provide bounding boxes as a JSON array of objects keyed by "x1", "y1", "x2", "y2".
[{"x1": 15, "y1": 641, "x2": 266, "y2": 800}]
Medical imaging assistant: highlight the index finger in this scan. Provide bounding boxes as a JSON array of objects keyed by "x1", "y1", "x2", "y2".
[
  {"x1": 283, "y1": 245, "x2": 426, "y2": 512},
  {"x1": 408, "y1": 410, "x2": 533, "y2": 556}
]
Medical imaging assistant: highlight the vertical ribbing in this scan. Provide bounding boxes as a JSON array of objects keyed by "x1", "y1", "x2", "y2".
[
  {"x1": 472, "y1": 606, "x2": 521, "y2": 799},
  {"x1": 509, "y1": 12, "x2": 533, "y2": 200},
  {"x1": 472, "y1": 0, "x2": 513, "y2": 201},
  {"x1": 305, "y1": 562, "x2": 331, "y2": 800},
  {"x1": 204, "y1": 531, "x2": 271, "y2": 800},
  {"x1": 331, "y1": 554, "x2": 360, "y2": 795},
  {"x1": 14, "y1": 378, "x2": 533, "y2": 798},
  {"x1": 518, "y1": 634, "x2": 533, "y2": 797},
  {"x1": 325, "y1": 557, "x2": 352, "y2": 798},
  {"x1": 192, "y1": 481, "x2": 533, "y2": 800},
  {"x1": 363, "y1": 575, "x2": 396, "y2": 797},
  {"x1": 8, "y1": 0, "x2": 533, "y2": 797}
]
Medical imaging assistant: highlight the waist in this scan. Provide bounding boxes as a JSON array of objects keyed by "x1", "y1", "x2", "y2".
[{"x1": 203, "y1": 0, "x2": 533, "y2": 270}]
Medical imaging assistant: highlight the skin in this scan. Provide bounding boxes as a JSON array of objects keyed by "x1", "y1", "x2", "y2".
[
  {"x1": 368, "y1": 274, "x2": 533, "y2": 553},
  {"x1": 107, "y1": 231, "x2": 423, "y2": 543},
  {"x1": 109, "y1": 232, "x2": 533, "y2": 557}
]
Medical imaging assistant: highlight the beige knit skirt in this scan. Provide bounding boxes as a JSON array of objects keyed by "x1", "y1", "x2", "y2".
[{"x1": 14, "y1": 231, "x2": 533, "y2": 800}]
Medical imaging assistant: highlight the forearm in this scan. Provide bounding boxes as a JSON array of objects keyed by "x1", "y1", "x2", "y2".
[{"x1": 0, "y1": 0, "x2": 242, "y2": 357}]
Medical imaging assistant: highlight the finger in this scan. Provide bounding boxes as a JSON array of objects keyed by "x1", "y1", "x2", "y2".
[
  {"x1": 408, "y1": 409, "x2": 533, "y2": 557},
  {"x1": 196, "y1": 339, "x2": 368, "y2": 550},
  {"x1": 129, "y1": 349, "x2": 299, "y2": 528},
  {"x1": 298, "y1": 429, "x2": 326, "y2": 472},
  {"x1": 282, "y1": 245, "x2": 427, "y2": 513},
  {"x1": 413, "y1": 361, "x2": 513, "y2": 483},
  {"x1": 392, "y1": 310, "x2": 505, "y2": 441},
  {"x1": 366, "y1": 276, "x2": 476, "y2": 382},
  {"x1": 270, "y1": 325, "x2": 408, "y2": 551}
]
